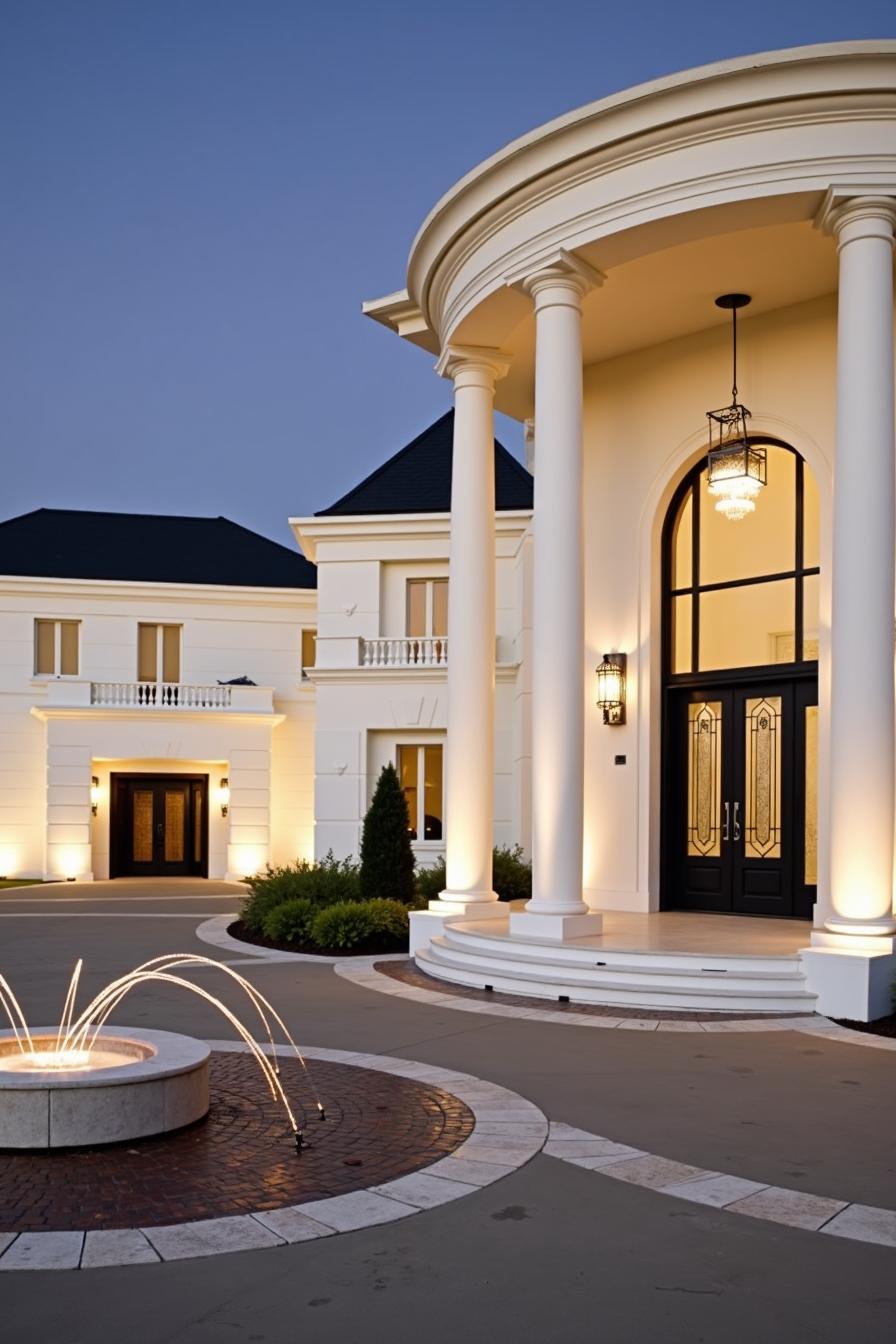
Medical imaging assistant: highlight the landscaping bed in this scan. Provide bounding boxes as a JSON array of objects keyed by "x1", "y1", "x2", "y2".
[
  {"x1": 833, "y1": 1013, "x2": 896, "y2": 1039},
  {"x1": 228, "y1": 917, "x2": 406, "y2": 958}
]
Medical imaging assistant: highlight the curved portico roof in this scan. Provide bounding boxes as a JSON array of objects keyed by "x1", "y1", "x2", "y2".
[{"x1": 365, "y1": 40, "x2": 896, "y2": 381}]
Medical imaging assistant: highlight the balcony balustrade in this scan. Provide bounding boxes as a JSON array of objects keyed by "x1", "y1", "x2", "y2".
[
  {"x1": 360, "y1": 637, "x2": 448, "y2": 668},
  {"x1": 37, "y1": 680, "x2": 275, "y2": 713}
]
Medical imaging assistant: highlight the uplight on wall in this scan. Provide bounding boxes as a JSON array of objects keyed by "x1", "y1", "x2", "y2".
[
  {"x1": 91, "y1": 776, "x2": 100, "y2": 817},
  {"x1": 595, "y1": 653, "x2": 626, "y2": 726},
  {"x1": 219, "y1": 777, "x2": 230, "y2": 818}
]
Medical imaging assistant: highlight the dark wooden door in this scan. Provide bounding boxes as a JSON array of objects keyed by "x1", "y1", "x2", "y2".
[
  {"x1": 111, "y1": 775, "x2": 207, "y2": 878},
  {"x1": 666, "y1": 681, "x2": 814, "y2": 917}
]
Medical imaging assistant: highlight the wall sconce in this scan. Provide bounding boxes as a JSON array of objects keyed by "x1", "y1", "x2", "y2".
[
  {"x1": 219, "y1": 777, "x2": 230, "y2": 818},
  {"x1": 596, "y1": 653, "x2": 626, "y2": 726},
  {"x1": 90, "y1": 776, "x2": 100, "y2": 817}
]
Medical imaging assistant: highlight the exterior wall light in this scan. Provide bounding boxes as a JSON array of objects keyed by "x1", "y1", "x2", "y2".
[
  {"x1": 596, "y1": 653, "x2": 626, "y2": 725},
  {"x1": 90, "y1": 776, "x2": 100, "y2": 817},
  {"x1": 219, "y1": 777, "x2": 230, "y2": 818},
  {"x1": 706, "y1": 294, "x2": 766, "y2": 521}
]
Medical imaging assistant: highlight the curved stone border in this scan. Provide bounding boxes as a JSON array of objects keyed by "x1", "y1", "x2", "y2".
[
  {"x1": 0, "y1": 1042, "x2": 547, "y2": 1271},
  {"x1": 336, "y1": 957, "x2": 896, "y2": 1047},
  {"x1": 544, "y1": 1121, "x2": 896, "y2": 1248}
]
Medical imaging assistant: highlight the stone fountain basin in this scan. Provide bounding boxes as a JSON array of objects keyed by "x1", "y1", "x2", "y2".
[{"x1": 0, "y1": 1027, "x2": 210, "y2": 1149}]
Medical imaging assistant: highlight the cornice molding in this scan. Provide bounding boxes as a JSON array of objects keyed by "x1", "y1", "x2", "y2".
[
  {"x1": 814, "y1": 185, "x2": 896, "y2": 238},
  {"x1": 30, "y1": 706, "x2": 287, "y2": 726},
  {"x1": 291, "y1": 510, "x2": 532, "y2": 561},
  {"x1": 0, "y1": 575, "x2": 315, "y2": 609},
  {"x1": 435, "y1": 343, "x2": 511, "y2": 384}
]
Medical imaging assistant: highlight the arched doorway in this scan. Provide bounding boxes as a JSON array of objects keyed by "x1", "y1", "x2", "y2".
[{"x1": 660, "y1": 440, "x2": 819, "y2": 918}]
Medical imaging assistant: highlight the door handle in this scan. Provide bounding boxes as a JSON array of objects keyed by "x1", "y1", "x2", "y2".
[
  {"x1": 156, "y1": 822, "x2": 163, "y2": 839},
  {"x1": 733, "y1": 801, "x2": 741, "y2": 842},
  {"x1": 722, "y1": 801, "x2": 730, "y2": 842}
]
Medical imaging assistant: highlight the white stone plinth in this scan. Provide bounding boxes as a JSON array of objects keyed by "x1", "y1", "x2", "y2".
[
  {"x1": 509, "y1": 909, "x2": 603, "y2": 941},
  {"x1": 801, "y1": 937, "x2": 896, "y2": 1021}
]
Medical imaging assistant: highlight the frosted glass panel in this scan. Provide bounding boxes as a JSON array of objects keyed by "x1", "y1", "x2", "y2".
[
  {"x1": 432, "y1": 581, "x2": 449, "y2": 638},
  {"x1": 744, "y1": 696, "x2": 782, "y2": 860},
  {"x1": 35, "y1": 620, "x2": 55, "y2": 675},
  {"x1": 687, "y1": 701, "x2": 722, "y2": 858},
  {"x1": 700, "y1": 447, "x2": 795, "y2": 585},
  {"x1": 406, "y1": 581, "x2": 426, "y2": 638},
  {"x1": 699, "y1": 580, "x2": 795, "y2": 671},
  {"x1": 164, "y1": 791, "x2": 185, "y2": 863},
  {"x1": 162, "y1": 626, "x2": 180, "y2": 682},
  {"x1": 422, "y1": 746, "x2": 443, "y2": 840},
  {"x1": 133, "y1": 790, "x2": 153, "y2": 863},
  {"x1": 138, "y1": 625, "x2": 157, "y2": 681},
  {"x1": 60, "y1": 622, "x2": 79, "y2": 675}
]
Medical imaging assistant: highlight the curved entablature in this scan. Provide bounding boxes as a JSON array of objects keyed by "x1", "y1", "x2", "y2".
[{"x1": 364, "y1": 41, "x2": 896, "y2": 418}]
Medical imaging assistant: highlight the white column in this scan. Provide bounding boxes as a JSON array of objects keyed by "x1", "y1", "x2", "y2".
[
  {"x1": 509, "y1": 252, "x2": 604, "y2": 940},
  {"x1": 825, "y1": 194, "x2": 896, "y2": 936},
  {"x1": 435, "y1": 346, "x2": 509, "y2": 914}
]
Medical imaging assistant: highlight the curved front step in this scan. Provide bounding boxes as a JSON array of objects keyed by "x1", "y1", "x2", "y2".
[{"x1": 416, "y1": 940, "x2": 818, "y2": 1014}]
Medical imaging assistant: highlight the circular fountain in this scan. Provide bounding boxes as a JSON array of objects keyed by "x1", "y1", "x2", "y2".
[{"x1": 0, "y1": 1026, "x2": 210, "y2": 1149}]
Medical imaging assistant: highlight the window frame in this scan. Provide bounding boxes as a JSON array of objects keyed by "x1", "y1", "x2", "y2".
[
  {"x1": 405, "y1": 578, "x2": 449, "y2": 639},
  {"x1": 137, "y1": 623, "x2": 182, "y2": 684},
  {"x1": 300, "y1": 627, "x2": 317, "y2": 682},
  {"x1": 33, "y1": 618, "x2": 80, "y2": 678},
  {"x1": 395, "y1": 742, "x2": 444, "y2": 845},
  {"x1": 662, "y1": 439, "x2": 820, "y2": 682}
]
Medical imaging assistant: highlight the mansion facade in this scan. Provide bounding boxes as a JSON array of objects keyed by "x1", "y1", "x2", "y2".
[{"x1": 3, "y1": 41, "x2": 896, "y2": 1022}]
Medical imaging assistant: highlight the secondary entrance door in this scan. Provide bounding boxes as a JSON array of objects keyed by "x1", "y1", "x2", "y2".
[
  {"x1": 667, "y1": 681, "x2": 816, "y2": 918},
  {"x1": 110, "y1": 775, "x2": 207, "y2": 878}
]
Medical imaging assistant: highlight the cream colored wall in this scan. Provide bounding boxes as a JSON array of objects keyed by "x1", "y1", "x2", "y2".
[
  {"x1": 0, "y1": 579, "x2": 316, "y2": 879},
  {"x1": 581, "y1": 293, "x2": 834, "y2": 911}
]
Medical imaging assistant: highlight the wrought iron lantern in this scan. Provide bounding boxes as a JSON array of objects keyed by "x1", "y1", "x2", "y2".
[
  {"x1": 596, "y1": 653, "x2": 626, "y2": 726},
  {"x1": 219, "y1": 777, "x2": 230, "y2": 818},
  {"x1": 706, "y1": 293, "x2": 766, "y2": 521}
]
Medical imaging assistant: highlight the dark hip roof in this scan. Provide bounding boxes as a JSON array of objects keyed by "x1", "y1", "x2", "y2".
[
  {"x1": 317, "y1": 409, "x2": 533, "y2": 515},
  {"x1": 0, "y1": 509, "x2": 317, "y2": 589}
]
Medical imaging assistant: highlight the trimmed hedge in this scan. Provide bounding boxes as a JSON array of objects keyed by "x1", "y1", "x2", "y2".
[
  {"x1": 310, "y1": 898, "x2": 409, "y2": 951},
  {"x1": 241, "y1": 853, "x2": 361, "y2": 933},
  {"x1": 261, "y1": 897, "x2": 317, "y2": 945},
  {"x1": 414, "y1": 846, "x2": 531, "y2": 904}
]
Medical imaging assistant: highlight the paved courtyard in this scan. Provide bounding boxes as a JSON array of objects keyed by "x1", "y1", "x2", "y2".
[{"x1": 1, "y1": 880, "x2": 894, "y2": 1343}]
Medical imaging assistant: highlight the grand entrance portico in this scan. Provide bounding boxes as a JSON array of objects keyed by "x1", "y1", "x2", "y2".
[{"x1": 367, "y1": 42, "x2": 896, "y2": 1019}]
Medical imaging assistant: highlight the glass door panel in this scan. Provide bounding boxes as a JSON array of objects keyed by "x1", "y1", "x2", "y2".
[
  {"x1": 687, "y1": 702, "x2": 722, "y2": 857},
  {"x1": 743, "y1": 696, "x2": 782, "y2": 860}
]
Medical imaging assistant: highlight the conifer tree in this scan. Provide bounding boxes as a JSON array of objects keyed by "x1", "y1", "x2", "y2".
[{"x1": 359, "y1": 763, "x2": 416, "y2": 903}]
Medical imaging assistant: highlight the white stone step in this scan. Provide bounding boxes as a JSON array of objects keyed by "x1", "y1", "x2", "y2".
[
  {"x1": 446, "y1": 920, "x2": 807, "y2": 975},
  {"x1": 417, "y1": 942, "x2": 817, "y2": 1013},
  {"x1": 439, "y1": 930, "x2": 804, "y2": 986}
]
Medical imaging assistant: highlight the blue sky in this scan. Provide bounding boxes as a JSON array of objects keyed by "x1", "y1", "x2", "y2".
[{"x1": 2, "y1": 1, "x2": 893, "y2": 544}]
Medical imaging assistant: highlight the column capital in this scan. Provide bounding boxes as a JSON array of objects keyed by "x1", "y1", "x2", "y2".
[
  {"x1": 435, "y1": 343, "x2": 511, "y2": 387},
  {"x1": 506, "y1": 247, "x2": 605, "y2": 308},
  {"x1": 815, "y1": 188, "x2": 896, "y2": 247}
]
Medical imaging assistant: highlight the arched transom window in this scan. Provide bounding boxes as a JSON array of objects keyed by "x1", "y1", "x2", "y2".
[{"x1": 665, "y1": 442, "x2": 820, "y2": 675}]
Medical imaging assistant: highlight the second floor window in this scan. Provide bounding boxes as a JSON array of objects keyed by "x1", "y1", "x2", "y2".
[
  {"x1": 406, "y1": 578, "x2": 448, "y2": 639},
  {"x1": 300, "y1": 628, "x2": 317, "y2": 680},
  {"x1": 34, "y1": 619, "x2": 79, "y2": 676},
  {"x1": 138, "y1": 623, "x2": 181, "y2": 683}
]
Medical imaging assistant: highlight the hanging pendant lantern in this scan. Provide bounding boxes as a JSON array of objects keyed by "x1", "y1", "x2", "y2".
[{"x1": 706, "y1": 294, "x2": 765, "y2": 521}]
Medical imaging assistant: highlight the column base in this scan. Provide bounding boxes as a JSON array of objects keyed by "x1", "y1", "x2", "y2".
[
  {"x1": 824, "y1": 915, "x2": 896, "y2": 937},
  {"x1": 409, "y1": 903, "x2": 505, "y2": 955},
  {"x1": 509, "y1": 909, "x2": 603, "y2": 941},
  {"x1": 434, "y1": 893, "x2": 502, "y2": 920},
  {"x1": 801, "y1": 936, "x2": 896, "y2": 1022}
]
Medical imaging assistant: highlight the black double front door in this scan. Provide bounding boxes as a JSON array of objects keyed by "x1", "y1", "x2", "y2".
[
  {"x1": 111, "y1": 775, "x2": 207, "y2": 878},
  {"x1": 665, "y1": 679, "x2": 816, "y2": 918}
]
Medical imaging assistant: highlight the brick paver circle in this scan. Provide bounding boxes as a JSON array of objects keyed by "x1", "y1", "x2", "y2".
[{"x1": 0, "y1": 1053, "x2": 474, "y2": 1234}]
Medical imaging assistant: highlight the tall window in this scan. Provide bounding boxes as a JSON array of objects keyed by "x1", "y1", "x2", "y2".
[
  {"x1": 300, "y1": 628, "x2": 317, "y2": 680},
  {"x1": 397, "y1": 744, "x2": 444, "y2": 841},
  {"x1": 138, "y1": 624, "x2": 181, "y2": 683},
  {"x1": 34, "y1": 619, "x2": 79, "y2": 676},
  {"x1": 665, "y1": 443, "x2": 820, "y2": 674},
  {"x1": 406, "y1": 579, "x2": 448, "y2": 639}
]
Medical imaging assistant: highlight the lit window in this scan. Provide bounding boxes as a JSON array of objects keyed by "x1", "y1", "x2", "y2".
[
  {"x1": 300, "y1": 628, "x2": 317, "y2": 680},
  {"x1": 34, "y1": 619, "x2": 80, "y2": 676},
  {"x1": 406, "y1": 579, "x2": 448, "y2": 638},
  {"x1": 396, "y1": 744, "x2": 443, "y2": 842},
  {"x1": 138, "y1": 624, "x2": 181, "y2": 682}
]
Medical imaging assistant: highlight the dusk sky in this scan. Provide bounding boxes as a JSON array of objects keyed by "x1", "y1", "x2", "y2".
[{"x1": 2, "y1": 1, "x2": 893, "y2": 547}]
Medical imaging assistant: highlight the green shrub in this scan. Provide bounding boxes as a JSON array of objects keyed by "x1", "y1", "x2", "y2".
[
  {"x1": 492, "y1": 845, "x2": 532, "y2": 903},
  {"x1": 413, "y1": 848, "x2": 531, "y2": 904},
  {"x1": 261, "y1": 897, "x2": 317, "y2": 945},
  {"x1": 241, "y1": 853, "x2": 361, "y2": 932},
  {"x1": 360, "y1": 764, "x2": 416, "y2": 904},
  {"x1": 415, "y1": 857, "x2": 446, "y2": 903},
  {"x1": 310, "y1": 898, "x2": 409, "y2": 951}
]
